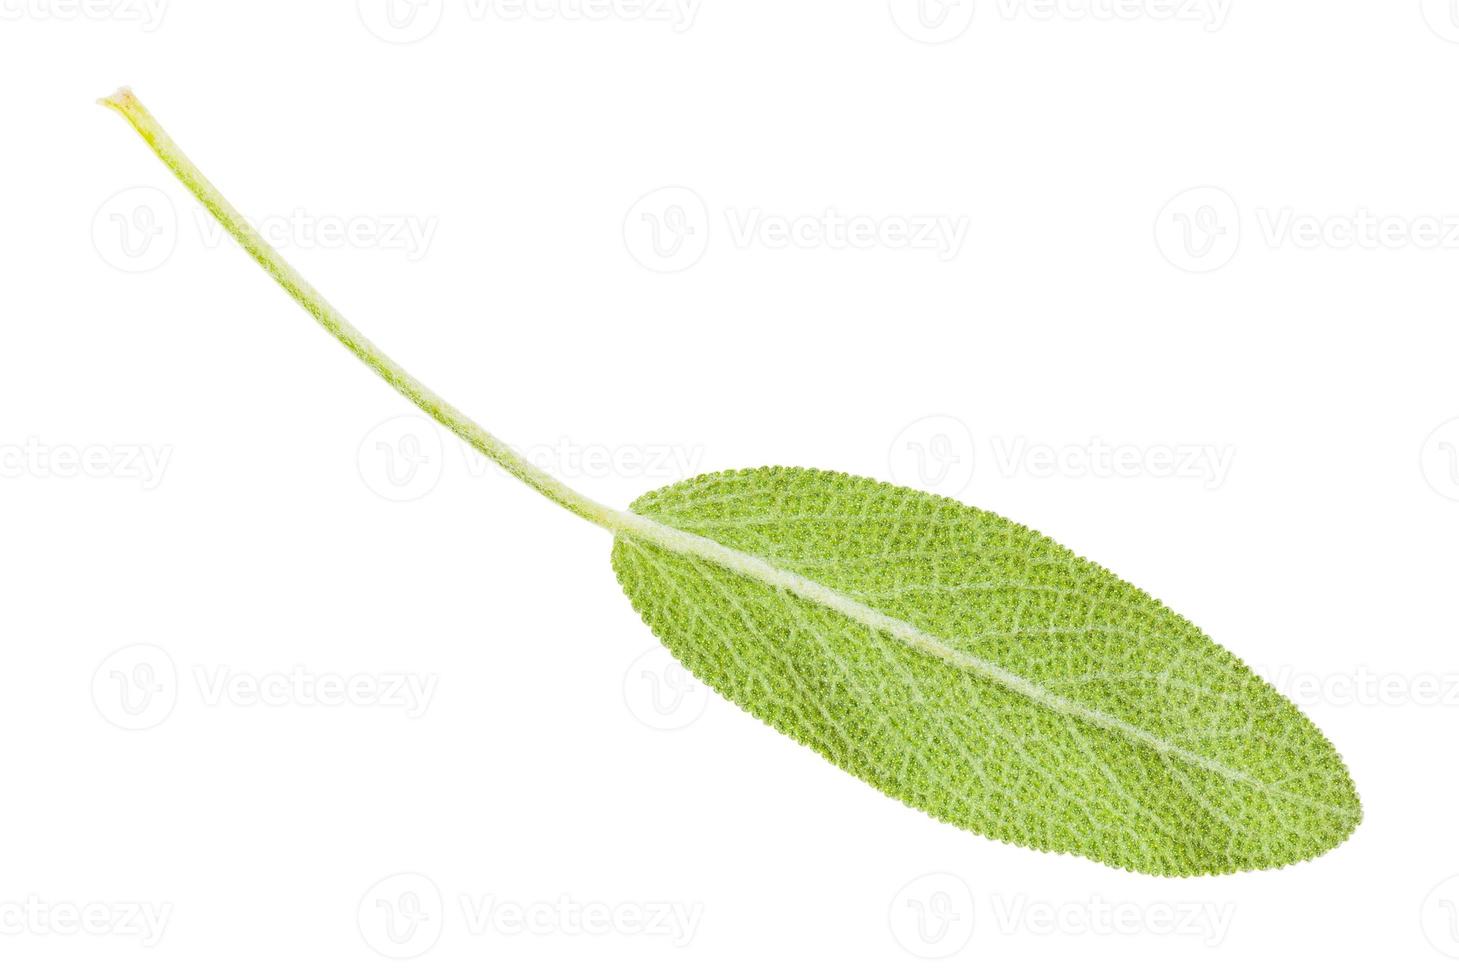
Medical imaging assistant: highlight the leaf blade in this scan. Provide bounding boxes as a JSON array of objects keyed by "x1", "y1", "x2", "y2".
[{"x1": 612, "y1": 466, "x2": 1360, "y2": 876}]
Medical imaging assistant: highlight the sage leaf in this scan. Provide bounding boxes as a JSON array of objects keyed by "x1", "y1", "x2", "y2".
[
  {"x1": 614, "y1": 467, "x2": 1360, "y2": 875},
  {"x1": 101, "y1": 88, "x2": 1360, "y2": 877}
]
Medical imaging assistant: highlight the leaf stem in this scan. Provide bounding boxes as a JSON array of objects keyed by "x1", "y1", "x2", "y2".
[{"x1": 99, "y1": 87, "x2": 624, "y2": 531}]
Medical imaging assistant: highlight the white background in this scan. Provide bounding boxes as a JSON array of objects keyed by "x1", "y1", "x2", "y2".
[{"x1": 1, "y1": 0, "x2": 1457, "y2": 975}]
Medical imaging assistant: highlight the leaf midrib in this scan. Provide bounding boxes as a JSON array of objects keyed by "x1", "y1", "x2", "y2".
[{"x1": 610, "y1": 506, "x2": 1356, "y2": 820}]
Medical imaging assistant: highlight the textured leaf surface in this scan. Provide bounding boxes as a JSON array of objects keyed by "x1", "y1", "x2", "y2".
[{"x1": 612, "y1": 467, "x2": 1360, "y2": 876}]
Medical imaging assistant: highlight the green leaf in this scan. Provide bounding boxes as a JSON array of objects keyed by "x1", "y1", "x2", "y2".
[
  {"x1": 101, "y1": 89, "x2": 1360, "y2": 878},
  {"x1": 613, "y1": 466, "x2": 1360, "y2": 876}
]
